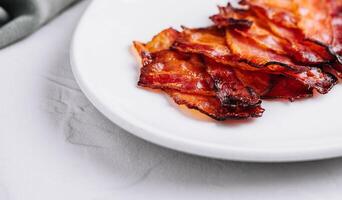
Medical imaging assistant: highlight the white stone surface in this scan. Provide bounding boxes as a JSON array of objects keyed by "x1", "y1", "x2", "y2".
[{"x1": 1, "y1": 1, "x2": 342, "y2": 200}]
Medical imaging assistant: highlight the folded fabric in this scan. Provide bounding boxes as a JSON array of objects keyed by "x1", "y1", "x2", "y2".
[{"x1": 0, "y1": 0, "x2": 81, "y2": 48}]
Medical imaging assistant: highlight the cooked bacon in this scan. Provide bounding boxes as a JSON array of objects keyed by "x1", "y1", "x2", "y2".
[
  {"x1": 173, "y1": 27, "x2": 337, "y2": 94},
  {"x1": 173, "y1": 27, "x2": 288, "y2": 71},
  {"x1": 173, "y1": 27, "x2": 233, "y2": 64},
  {"x1": 263, "y1": 76, "x2": 313, "y2": 101},
  {"x1": 133, "y1": 28, "x2": 267, "y2": 120},
  {"x1": 134, "y1": 44, "x2": 216, "y2": 96},
  {"x1": 211, "y1": 5, "x2": 287, "y2": 56},
  {"x1": 204, "y1": 57, "x2": 313, "y2": 105},
  {"x1": 210, "y1": 5, "x2": 253, "y2": 30},
  {"x1": 245, "y1": 0, "x2": 326, "y2": 41},
  {"x1": 135, "y1": 41, "x2": 263, "y2": 107},
  {"x1": 332, "y1": 63, "x2": 342, "y2": 79},
  {"x1": 204, "y1": 58, "x2": 261, "y2": 107},
  {"x1": 225, "y1": 29, "x2": 304, "y2": 70},
  {"x1": 133, "y1": 29, "x2": 216, "y2": 96},
  {"x1": 331, "y1": 0, "x2": 342, "y2": 55},
  {"x1": 142, "y1": 28, "x2": 180, "y2": 53},
  {"x1": 138, "y1": 50, "x2": 216, "y2": 96},
  {"x1": 135, "y1": 48, "x2": 265, "y2": 120},
  {"x1": 234, "y1": 67, "x2": 315, "y2": 101},
  {"x1": 226, "y1": 29, "x2": 338, "y2": 93},
  {"x1": 232, "y1": 67, "x2": 314, "y2": 101},
  {"x1": 133, "y1": 28, "x2": 180, "y2": 66},
  {"x1": 330, "y1": 0, "x2": 342, "y2": 75},
  {"x1": 248, "y1": 0, "x2": 335, "y2": 44},
  {"x1": 211, "y1": 3, "x2": 333, "y2": 65},
  {"x1": 296, "y1": 0, "x2": 333, "y2": 45},
  {"x1": 132, "y1": 2, "x2": 340, "y2": 122},
  {"x1": 233, "y1": 68, "x2": 271, "y2": 96},
  {"x1": 166, "y1": 90, "x2": 264, "y2": 120},
  {"x1": 244, "y1": 0, "x2": 341, "y2": 69}
]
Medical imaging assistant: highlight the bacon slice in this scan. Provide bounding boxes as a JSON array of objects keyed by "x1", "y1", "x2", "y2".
[
  {"x1": 144, "y1": 28, "x2": 261, "y2": 108},
  {"x1": 204, "y1": 58, "x2": 261, "y2": 107},
  {"x1": 143, "y1": 28, "x2": 180, "y2": 53},
  {"x1": 226, "y1": 29, "x2": 338, "y2": 93},
  {"x1": 225, "y1": 29, "x2": 303, "y2": 70},
  {"x1": 210, "y1": 3, "x2": 333, "y2": 65},
  {"x1": 263, "y1": 76, "x2": 313, "y2": 101},
  {"x1": 331, "y1": 0, "x2": 342, "y2": 56},
  {"x1": 133, "y1": 28, "x2": 180, "y2": 66},
  {"x1": 137, "y1": 50, "x2": 216, "y2": 96},
  {"x1": 233, "y1": 69, "x2": 271, "y2": 96},
  {"x1": 245, "y1": 0, "x2": 330, "y2": 42},
  {"x1": 332, "y1": 63, "x2": 342, "y2": 78},
  {"x1": 244, "y1": 0, "x2": 341, "y2": 72},
  {"x1": 173, "y1": 27, "x2": 233, "y2": 65},
  {"x1": 232, "y1": 67, "x2": 313, "y2": 101},
  {"x1": 166, "y1": 90, "x2": 265, "y2": 120},
  {"x1": 330, "y1": 0, "x2": 342, "y2": 76},
  {"x1": 135, "y1": 48, "x2": 265, "y2": 120},
  {"x1": 211, "y1": 4, "x2": 287, "y2": 56},
  {"x1": 132, "y1": 3, "x2": 340, "y2": 122},
  {"x1": 204, "y1": 58, "x2": 313, "y2": 104},
  {"x1": 210, "y1": 5, "x2": 253, "y2": 30},
  {"x1": 237, "y1": 0, "x2": 341, "y2": 76},
  {"x1": 133, "y1": 29, "x2": 264, "y2": 120},
  {"x1": 296, "y1": 0, "x2": 333, "y2": 45},
  {"x1": 134, "y1": 33, "x2": 215, "y2": 96},
  {"x1": 133, "y1": 28, "x2": 215, "y2": 96},
  {"x1": 173, "y1": 27, "x2": 337, "y2": 94}
]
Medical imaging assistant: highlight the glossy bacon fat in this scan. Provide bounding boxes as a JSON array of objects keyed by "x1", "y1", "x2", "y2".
[{"x1": 132, "y1": 0, "x2": 340, "y2": 121}]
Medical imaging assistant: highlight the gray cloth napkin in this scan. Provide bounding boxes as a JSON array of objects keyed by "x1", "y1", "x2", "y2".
[{"x1": 0, "y1": 0, "x2": 80, "y2": 48}]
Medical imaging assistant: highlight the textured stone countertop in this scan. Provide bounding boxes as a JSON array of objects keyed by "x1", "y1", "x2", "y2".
[{"x1": 1, "y1": 1, "x2": 342, "y2": 200}]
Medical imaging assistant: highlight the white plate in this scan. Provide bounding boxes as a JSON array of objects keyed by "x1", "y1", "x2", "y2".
[{"x1": 71, "y1": 0, "x2": 342, "y2": 162}]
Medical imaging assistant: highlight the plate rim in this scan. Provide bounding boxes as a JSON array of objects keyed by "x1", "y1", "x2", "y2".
[{"x1": 70, "y1": 0, "x2": 342, "y2": 162}]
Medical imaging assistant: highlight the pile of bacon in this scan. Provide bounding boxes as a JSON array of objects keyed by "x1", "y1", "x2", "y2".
[{"x1": 133, "y1": 0, "x2": 341, "y2": 121}]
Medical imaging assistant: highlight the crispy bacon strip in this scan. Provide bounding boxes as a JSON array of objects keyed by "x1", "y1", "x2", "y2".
[
  {"x1": 211, "y1": 4, "x2": 286, "y2": 54},
  {"x1": 330, "y1": 0, "x2": 342, "y2": 76},
  {"x1": 135, "y1": 43, "x2": 263, "y2": 108},
  {"x1": 226, "y1": 29, "x2": 338, "y2": 93},
  {"x1": 133, "y1": 28, "x2": 180, "y2": 66},
  {"x1": 211, "y1": 3, "x2": 333, "y2": 65},
  {"x1": 233, "y1": 67, "x2": 313, "y2": 101},
  {"x1": 296, "y1": 0, "x2": 333, "y2": 45},
  {"x1": 166, "y1": 90, "x2": 265, "y2": 120},
  {"x1": 147, "y1": 28, "x2": 262, "y2": 107},
  {"x1": 331, "y1": 0, "x2": 342, "y2": 56},
  {"x1": 244, "y1": 0, "x2": 342, "y2": 61},
  {"x1": 136, "y1": 50, "x2": 216, "y2": 96},
  {"x1": 132, "y1": 1, "x2": 340, "y2": 122},
  {"x1": 332, "y1": 63, "x2": 342, "y2": 78},
  {"x1": 234, "y1": 68, "x2": 271, "y2": 96},
  {"x1": 244, "y1": 0, "x2": 327, "y2": 41},
  {"x1": 134, "y1": 28, "x2": 264, "y2": 120},
  {"x1": 204, "y1": 58, "x2": 313, "y2": 103},
  {"x1": 225, "y1": 29, "x2": 303, "y2": 70},
  {"x1": 133, "y1": 28, "x2": 215, "y2": 96},
  {"x1": 173, "y1": 27, "x2": 233, "y2": 64},
  {"x1": 244, "y1": 0, "x2": 341, "y2": 70},
  {"x1": 204, "y1": 58, "x2": 261, "y2": 107},
  {"x1": 173, "y1": 27, "x2": 337, "y2": 94},
  {"x1": 263, "y1": 76, "x2": 313, "y2": 101},
  {"x1": 210, "y1": 5, "x2": 253, "y2": 30},
  {"x1": 143, "y1": 28, "x2": 180, "y2": 53}
]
